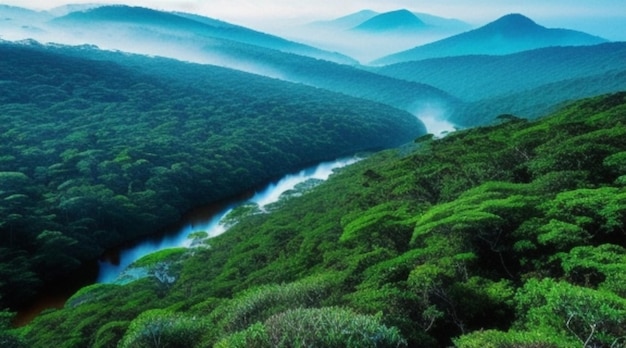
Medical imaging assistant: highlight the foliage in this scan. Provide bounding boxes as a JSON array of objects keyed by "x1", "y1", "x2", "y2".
[
  {"x1": 377, "y1": 43, "x2": 626, "y2": 103},
  {"x1": 514, "y1": 278, "x2": 626, "y2": 347},
  {"x1": 0, "y1": 40, "x2": 424, "y2": 308},
  {"x1": 0, "y1": 310, "x2": 25, "y2": 348},
  {"x1": 16, "y1": 92, "x2": 626, "y2": 347},
  {"x1": 210, "y1": 273, "x2": 341, "y2": 335},
  {"x1": 216, "y1": 307, "x2": 407, "y2": 348},
  {"x1": 118, "y1": 309, "x2": 204, "y2": 348},
  {"x1": 378, "y1": 42, "x2": 626, "y2": 127},
  {"x1": 131, "y1": 248, "x2": 187, "y2": 268},
  {"x1": 454, "y1": 329, "x2": 560, "y2": 348}
]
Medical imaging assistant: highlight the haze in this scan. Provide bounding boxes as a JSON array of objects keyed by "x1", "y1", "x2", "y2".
[{"x1": 4, "y1": 0, "x2": 626, "y2": 41}]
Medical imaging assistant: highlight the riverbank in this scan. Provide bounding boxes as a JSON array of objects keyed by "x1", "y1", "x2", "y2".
[{"x1": 14, "y1": 156, "x2": 361, "y2": 326}]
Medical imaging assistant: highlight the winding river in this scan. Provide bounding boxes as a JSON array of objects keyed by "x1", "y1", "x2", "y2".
[
  {"x1": 97, "y1": 156, "x2": 361, "y2": 283},
  {"x1": 14, "y1": 156, "x2": 360, "y2": 326}
]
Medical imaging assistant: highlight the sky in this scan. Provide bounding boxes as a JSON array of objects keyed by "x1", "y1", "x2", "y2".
[{"x1": 2, "y1": 0, "x2": 626, "y2": 40}]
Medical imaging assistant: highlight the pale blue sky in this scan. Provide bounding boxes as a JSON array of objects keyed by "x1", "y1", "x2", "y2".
[{"x1": 4, "y1": 0, "x2": 625, "y2": 40}]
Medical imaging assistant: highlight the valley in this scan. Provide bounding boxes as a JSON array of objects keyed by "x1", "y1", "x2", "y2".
[{"x1": 0, "y1": 2, "x2": 625, "y2": 347}]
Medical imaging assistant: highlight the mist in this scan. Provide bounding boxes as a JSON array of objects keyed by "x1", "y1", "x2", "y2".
[
  {"x1": 0, "y1": 14, "x2": 290, "y2": 80},
  {"x1": 412, "y1": 103, "x2": 458, "y2": 137},
  {"x1": 279, "y1": 25, "x2": 463, "y2": 64}
]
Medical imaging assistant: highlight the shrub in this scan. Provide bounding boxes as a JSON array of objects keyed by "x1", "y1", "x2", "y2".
[
  {"x1": 118, "y1": 309, "x2": 204, "y2": 348},
  {"x1": 217, "y1": 306, "x2": 407, "y2": 348}
]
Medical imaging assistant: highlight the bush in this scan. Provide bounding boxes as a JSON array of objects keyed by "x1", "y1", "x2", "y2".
[
  {"x1": 118, "y1": 309, "x2": 204, "y2": 348},
  {"x1": 93, "y1": 321, "x2": 129, "y2": 348},
  {"x1": 454, "y1": 329, "x2": 559, "y2": 348},
  {"x1": 217, "y1": 306, "x2": 407, "y2": 348},
  {"x1": 213, "y1": 273, "x2": 339, "y2": 334}
]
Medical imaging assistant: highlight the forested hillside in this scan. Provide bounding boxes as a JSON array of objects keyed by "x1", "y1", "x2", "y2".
[
  {"x1": 452, "y1": 69, "x2": 626, "y2": 126},
  {"x1": 0, "y1": 40, "x2": 424, "y2": 310},
  {"x1": 7, "y1": 93, "x2": 626, "y2": 347},
  {"x1": 375, "y1": 42, "x2": 626, "y2": 126},
  {"x1": 376, "y1": 43, "x2": 626, "y2": 102}
]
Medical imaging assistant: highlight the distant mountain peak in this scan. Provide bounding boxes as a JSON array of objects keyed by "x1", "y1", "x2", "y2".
[
  {"x1": 373, "y1": 13, "x2": 607, "y2": 65},
  {"x1": 353, "y1": 9, "x2": 427, "y2": 32},
  {"x1": 495, "y1": 13, "x2": 536, "y2": 25},
  {"x1": 483, "y1": 13, "x2": 541, "y2": 32}
]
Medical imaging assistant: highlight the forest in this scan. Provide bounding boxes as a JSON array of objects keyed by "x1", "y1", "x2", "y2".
[
  {"x1": 3, "y1": 92, "x2": 625, "y2": 347},
  {"x1": 0, "y1": 40, "x2": 425, "y2": 311},
  {"x1": 375, "y1": 42, "x2": 626, "y2": 125}
]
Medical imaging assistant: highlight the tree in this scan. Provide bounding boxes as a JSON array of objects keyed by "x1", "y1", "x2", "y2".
[{"x1": 515, "y1": 278, "x2": 626, "y2": 347}]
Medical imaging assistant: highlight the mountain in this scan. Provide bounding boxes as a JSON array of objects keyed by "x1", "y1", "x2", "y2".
[
  {"x1": 310, "y1": 9, "x2": 379, "y2": 29},
  {"x1": 47, "y1": 3, "x2": 103, "y2": 16},
  {"x1": 298, "y1": 10, "x2": 471, "y2": 63},
  {"x1": 51, "y1": 5, "x2": 356, "y2": 64},
  {"x1": 352, "y1": 9, "x2": 428, "y2": 33},
  {"x1": 312, "y1": 9, "x2": 470, "y2": 32},
  {"x1": 0, "y1": 5, "x2": 51, "y2": 39},
  {"x1": 373, "y1": 13, "x2": 608, "y2": 64},
  {"x1": 376, "y1": 42, "x2": 626, "y2": 102},
  {"x1": 0, "y1": 4, "x2": 49, "y2": 20},
  {"x1": 182, "y1": 40, "x2": 460, "y2": 114},
  {"x1": 375, "y1": 42, "x2": 626, "y2": 126},
  {"x1": 413, "y1": 12, "x2": 472, "y2": 31},
  {"x1": 2, "y1": 5, "x2": 458, "y2": 119},
  {"x1": 451, "y1": 69, "x2": 626, "y2": 126}
]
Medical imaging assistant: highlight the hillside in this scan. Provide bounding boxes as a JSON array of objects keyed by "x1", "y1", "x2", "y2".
[
  {"x1": 0, "y1": 5, "x2": 51, "y2": 40},
  {"x1": 3, "y1": 4, "x2": 459, "y2": 115},
  {"x1": 375, "y1": 42, "x2": 626, "y2": 102},
  {"x1": 0, "y1": 40, "x2": 425, "y2": 311},
  {"x1": 452, "y1": 69, "x2": 626, "y2": 126},
  {"x1": 374, "y1": 42, "x2": 626, "y2": 126},
  {"x1": 191, "y1": 43, "x2": 459, "y2": 112},
  {"x1": 46, "y1": 31, "x2": 458, "y2": 119},
  {"x1": 373, "y1": 13, "x2": 607, "y2": 65},
  {"x1": 309, "y1": 9, "x2": 379, "y2": 29},
  {"x1": 50, "y1": 5, "x2": 356, "y2": 65},
  {"x1": 6, "y1": 93, "x2": 626, "y2": 347}
]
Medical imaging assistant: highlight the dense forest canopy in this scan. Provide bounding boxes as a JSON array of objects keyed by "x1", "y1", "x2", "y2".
[
  {"x1": 5, "y1": 92, "x2": 626, "y2": 347},
  {"x1": 0, "y1": 40, "x2": 425, "y2": 310}
]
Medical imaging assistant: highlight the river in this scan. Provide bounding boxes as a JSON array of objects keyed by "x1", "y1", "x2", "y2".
[
  {"x1": 98, "y1": 156, "x2": 360, "y2": 283},
  {"x1": 14, "y1": 156, "x2": 360, "y2": 325}
]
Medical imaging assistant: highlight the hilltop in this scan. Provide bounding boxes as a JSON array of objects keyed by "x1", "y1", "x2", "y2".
[{"x1": 352, "y1": 9, "x2": 428, "y2": 33}]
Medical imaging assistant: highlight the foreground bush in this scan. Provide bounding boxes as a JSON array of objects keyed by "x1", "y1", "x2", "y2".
[
  {"x1": 118, "y1": 309, "x2": 204, "y2": 348},
  {"x1": 216, "y1": 306, "x2": 407, "y2": 348}
]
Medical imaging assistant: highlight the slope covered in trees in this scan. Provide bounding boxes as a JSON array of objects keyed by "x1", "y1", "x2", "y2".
[
  {"x1": 0, "y1": 40, "x2": 425, "y2": 310},
  {"x1": 1, "y1": 5, "x2": 460, "y2": 118},
  {"x1": 376, "y1": 42, "x2": 626, "y2": 102},
  {"x1": 375, "y1": 42, "x2": 626, "y2": 126},
  {"x1": 452, "y1": 69, "x2": 626, "y2": 126},
  {"x1": 7, "y1": 93, "x2": 626, "y2": 347}
]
